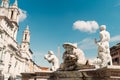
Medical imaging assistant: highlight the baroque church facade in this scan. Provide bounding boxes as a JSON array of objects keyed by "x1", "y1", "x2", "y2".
[{"x1": 0, "y1": 0, "x2": 40, "y2": 79}]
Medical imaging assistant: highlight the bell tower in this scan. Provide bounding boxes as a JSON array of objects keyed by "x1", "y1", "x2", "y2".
[
  {"x1": 1, "y1": 0, "x2": 9, "y2": 8},
  {"x1": 0, "y1": 0, "x2": 9, "y2": 16},
  {"x1": 0, "y1": 0, "x2": 20, "y2": 41},
  {"x1": 21, "y1": 26, "x2": 32, "y2": 59},
  {"x1": 8, "y1": 0, "x2": 20, "y2": 23},
  {"x1": 21, "y1": 26, "x2": 30, "y2": 51}
]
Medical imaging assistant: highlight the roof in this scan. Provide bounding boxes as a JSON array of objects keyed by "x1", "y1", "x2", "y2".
[{"x1": 110, "y1": 43, "x2": 120, "y2": 51}]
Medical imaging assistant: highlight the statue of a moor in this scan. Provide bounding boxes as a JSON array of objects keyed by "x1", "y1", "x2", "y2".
[{"x1": 60, "y1": 43, "x2": 88, "y2": 70}]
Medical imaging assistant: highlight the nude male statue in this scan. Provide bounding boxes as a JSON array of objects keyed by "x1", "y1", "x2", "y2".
[{"x1": 94, "y1": 25, "x2": 112, "y2": 68}]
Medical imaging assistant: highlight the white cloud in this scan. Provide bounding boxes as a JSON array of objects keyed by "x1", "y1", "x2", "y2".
[
  {"x1": 73, "y1": 20, "x2": 99, "y2": 33},
  {"x1": 18, "y1": 8, "x2": 27, "y2": 22},
  {"x1": 110, "y1": 35, "x2": 120, "y2": 42},
  {"x1": 78, "y1": 38, "x2": 96, "y2": 50}
]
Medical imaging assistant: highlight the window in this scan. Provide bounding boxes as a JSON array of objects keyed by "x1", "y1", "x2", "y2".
[
  {"x1": 11, "y1": 11, "x2": 14, "y2": 19},
  {"x1": 115, "y1": 58, "x2": 119, "y2": 64},
  {"x1": 25, "y1": 34, "x2": 27, "y2": 40}
]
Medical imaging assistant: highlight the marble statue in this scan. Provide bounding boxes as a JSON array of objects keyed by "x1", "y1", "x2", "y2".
[
  {"x1": 60, "y1": 43, "x2": 87, "y2": 70},
  {"x1": 44, "y1": 50, "x2": 59, "y2": 71},
  {"x1": 73, "y1": 45, "x2": 87, "y2": 66},
  {"x1": 94, "y1": 25, "x2": 112, "y2": 68}
]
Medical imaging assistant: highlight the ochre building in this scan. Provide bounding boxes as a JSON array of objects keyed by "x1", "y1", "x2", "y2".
[{"x1": 110, "y1": 43, "x2": 120, "y2": 65}]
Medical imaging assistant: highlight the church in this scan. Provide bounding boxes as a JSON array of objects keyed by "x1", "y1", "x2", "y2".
[{"x1": 0, "y1": 0, "x2": 41, "y2": 79}]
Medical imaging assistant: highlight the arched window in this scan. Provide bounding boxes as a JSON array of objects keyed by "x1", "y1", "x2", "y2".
[
  {"x1": 25, "y1": 34, "x2": 27, "y2": 40},
  {"x1": 11, "y1": 11, "x2": 14, "y2": 19}
]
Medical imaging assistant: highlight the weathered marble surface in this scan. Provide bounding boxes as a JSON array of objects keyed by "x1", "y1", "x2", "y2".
[
  {"x1": 54, "y1": 65, "x2": 120, "y2": 80},
  {"x1": 21, "y1": 65, "x2": 120, "y2": 80}
]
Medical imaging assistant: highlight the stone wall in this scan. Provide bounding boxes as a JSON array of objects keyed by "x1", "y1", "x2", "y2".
[{"x1": 53, "y1": 66, "x2": 120, "y2": 80}]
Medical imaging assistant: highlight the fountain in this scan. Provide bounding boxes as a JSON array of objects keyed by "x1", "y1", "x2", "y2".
[{"x1": 22, "y1": 25, "x2": 120, "y2": 80}]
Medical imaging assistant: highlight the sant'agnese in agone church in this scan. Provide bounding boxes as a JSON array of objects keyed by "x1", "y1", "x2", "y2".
[
  {"x1": 1, "y1": 0, "x2": 120, "y2": 80},
  {"x1": 0, "y1": 0, "x2": 42, "y2": 80}
]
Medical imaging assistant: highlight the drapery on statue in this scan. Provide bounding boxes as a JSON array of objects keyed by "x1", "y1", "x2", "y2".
[
  {"x1": 44, "y1": 50, "x2": 59, "y2": 71},
  {"x1": 94, "y1": 25, "x2": 112, "y2": 68},
  {"x1": 60, "y1": 43, "x2": 87, "y2": 71}
]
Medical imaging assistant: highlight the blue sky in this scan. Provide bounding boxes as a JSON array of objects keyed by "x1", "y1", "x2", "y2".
[{"x1": 9, "y1": 0, "x2": 120, "y2": 67}]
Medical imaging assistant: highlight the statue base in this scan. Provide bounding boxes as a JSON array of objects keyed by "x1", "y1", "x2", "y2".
[
  {"x1": 53, "y1": 65, "x2": 120, "y2": 80},
  {"x1": 21, "y1": 65, "x2": 120, "y2": 80}
]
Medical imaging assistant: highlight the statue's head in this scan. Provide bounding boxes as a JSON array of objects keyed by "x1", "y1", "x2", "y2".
[
  {"x1": 100, "y1": 25, "x2": 106, "y2": 31},
  {"x1": 48, "y1": 50, "x2": 54, "y2": 55},
  {"x1": 63, "y1": 43, "x2": 77, "y2": 51}
]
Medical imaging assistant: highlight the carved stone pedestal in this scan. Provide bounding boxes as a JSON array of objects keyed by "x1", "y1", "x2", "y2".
[
  {"x1": 54, "y1": 65, "x2": 120, "y2": 80},
  {"x1": 21, "y1": 71, "x2": 54, "y2": 80},
  {"x1": 21, "y1": 66, "x2": 120, "y2": 80}
]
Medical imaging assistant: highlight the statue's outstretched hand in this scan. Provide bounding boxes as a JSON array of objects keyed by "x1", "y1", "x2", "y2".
[
  {"x1": 94, "y1": 38, "x2": 97, "y2": 44},
  {"x1": 44, "y1": 55, "x2": 48, "y2": 59}
]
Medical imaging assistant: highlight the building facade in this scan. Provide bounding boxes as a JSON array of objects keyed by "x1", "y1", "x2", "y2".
[
  {"x1": 110, "y1": 43, "x2": 120, "y2": 65},
  {"x1": 0, "y1": 0, "x2": 41, "y2": 80}
]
